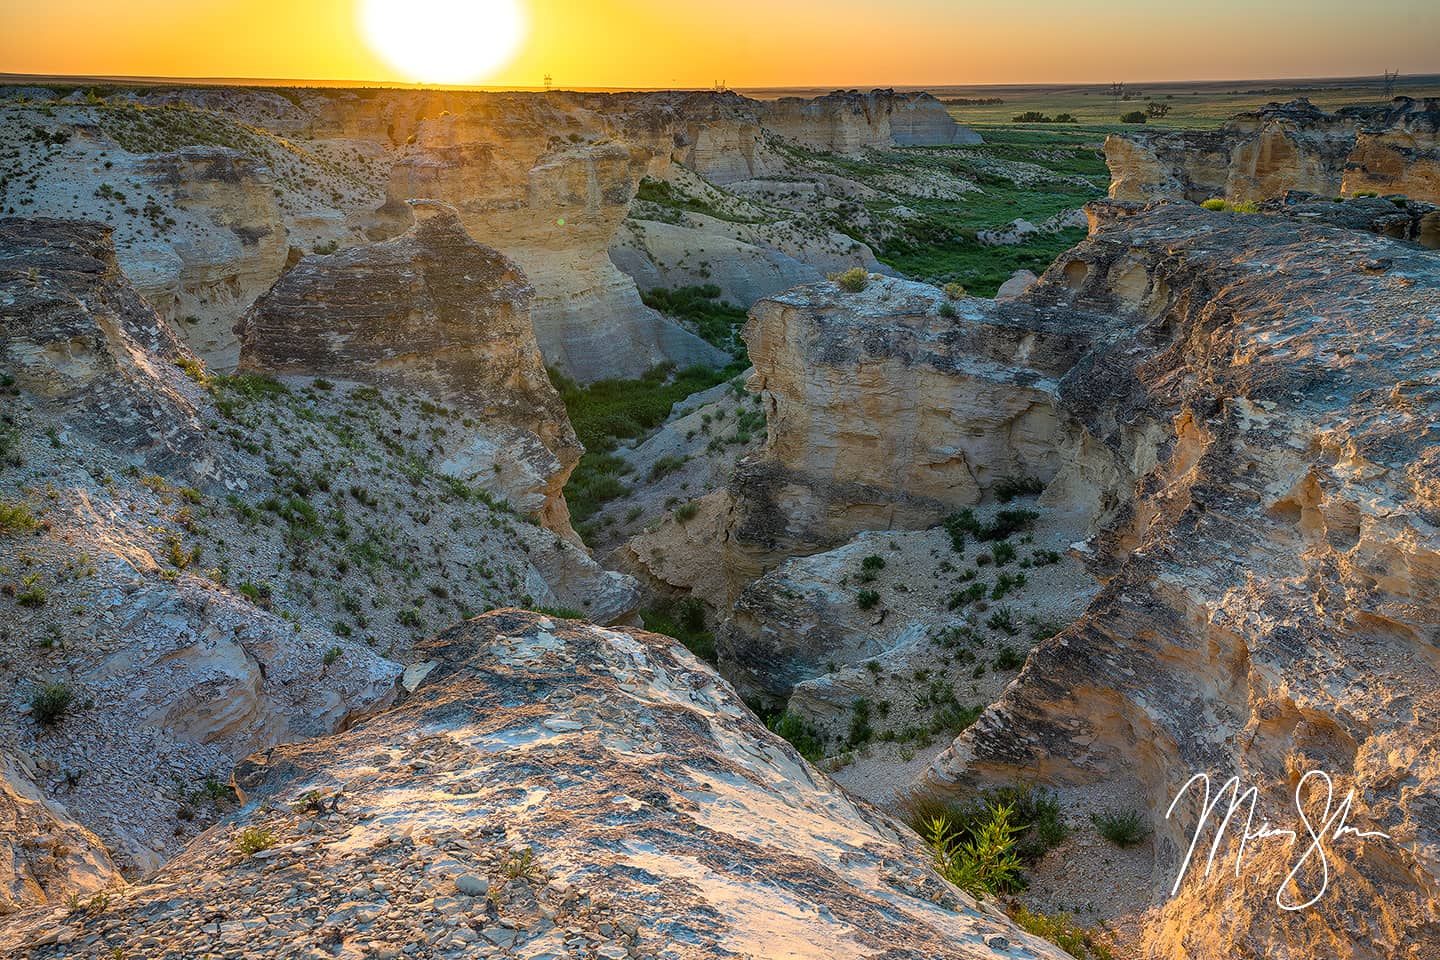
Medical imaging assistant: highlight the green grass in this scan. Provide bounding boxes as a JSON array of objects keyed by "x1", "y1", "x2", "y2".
[
  {"x1": 551, "y1": 362, "x2": 743, "y2": 536},
  {"x1": 0, "y1": 499, "x2": 39, "y2": 534},
  {"x1": 1092, "y1": 808, "x2": 1150, "y2": 847},
  {"x1": 904, "y1": 784, "x2": 1068, "y2": 867},
  {"x1": 1007, "y1": 905, "x2": 1114, "y2": 960},
  {"x1": 641, "y1": 597, "x2": 716, "y2": 663},
  {"x1": 640, "y1": 285, "x2": 748, "y2": 352}
]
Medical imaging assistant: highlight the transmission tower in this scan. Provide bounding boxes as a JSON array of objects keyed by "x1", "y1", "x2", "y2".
[
  {"x1": 1383, "y1": 69, "x2": 1399, "y2": 99},
  {"x1": 544, "y1": 73, "x2": 553, "y2": 93}
]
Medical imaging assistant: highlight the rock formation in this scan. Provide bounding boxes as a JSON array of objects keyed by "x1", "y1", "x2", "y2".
[
  {"x1": 1106, "y1": 97, "x2": 1440, "y2": 206},
  {"x1": 239, "y1": 202, "x2": 583, "y2": 531},
  {"x1": 762, "y1": 89, "x2": 982, "y2": 153},
  {"x1": 720, "y1": 273, "x2": 1115, "y2": 596},
  {"x1": 0, "y1": 610, "x2": 1065, "y2": 959},
  {"x1": 0, "y1": 218, "x2": 636, "y2": 895},
  {"x1": 919, "y1": 200, "x2": 1440, "y2": 958},
  {"x1": 2, "y1": 84, "x2": 980, "y2": 380}
]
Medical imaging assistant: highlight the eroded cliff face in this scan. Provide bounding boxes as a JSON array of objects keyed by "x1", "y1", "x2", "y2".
[
  {"x1": 1106, "y1": 97, "x2": 1440, "y2": 206},
  {"x1": 0, "y1": 610, "x2": 1068, "y2": 960},
  {"x1": 0, "y1": 219, "x2": 636, "y2": 895},
  {"x1": 762, "y1": 89, "x2": 982, "y2": 153},
  {"x1": 239, "y1": 202, "x2": 582, "y2": 533},
  {"x1": 2, "y1": 85, "x2": 976, "y2": 382},
  {"x1": 720, "y1": 274, "x2": 1118, "y2": 598},
  {"x1": 924, "y1": 201, "x2": 1440, "y2": 958}
]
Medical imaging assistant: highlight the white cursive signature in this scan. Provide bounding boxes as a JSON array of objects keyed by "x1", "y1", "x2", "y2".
[{"x1": 1165, "y1": 770, "x2": 1391, "y2": 911}]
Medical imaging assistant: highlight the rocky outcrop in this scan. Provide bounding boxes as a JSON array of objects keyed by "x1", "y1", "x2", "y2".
[
  {"x1": 0, "y1": 611, "x2": 1067, "y2": 959},
  {"x1": 921, "y1": 200, "x2": 1440, "y2": 958},
  {"x1": 721, "y1": 273, "x2": 1119, "y2": 596},
  {"x1": 381, "y1": 101, "x2": 728, "y2": 381},
  {"x1": 239, "y1": 202, "x2": 582, "y2": 532},
  {"x1": 1258, "y1": 191, "x2": 1440, "y2": 249},
  {"x1": 1106, "y1": 97, "x2": 1440, "y2": 205},
  {"x1": 763, "y1": 89, "x2": 981, "y2": 153},
  {"x1": 0, "y1": 217, "x2": 224, "y2": 487},
  {"x1": 0, "y1": 753, "x2": 118, "y2": 914},
  {"x1": 122, "y1": 147, "x2": 289, "y2": 368}
]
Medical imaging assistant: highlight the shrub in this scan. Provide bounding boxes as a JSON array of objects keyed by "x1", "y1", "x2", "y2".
[
  {"x1": 1092, "y1": 808, "x2": 1149, "y2": 847},
  {"x1": 856, "y1": 589, "x2": 881, "y2": 610},
  {"x1": 923, "y1": 800, "x2": 1024, "y2": 898},
  {"x1": 649, "y1": 454, "x2": 688, "y2": 481},
  {"x1": 938, "y1": 301, "x2": 957, "y2": 318},
  {"x1": 992, "y1": 542, "x2": 1017, "y2": 566},
  {"x1": 942, "y1": 282, "x2": 967, "y2": 300},
  {"x1": 766, "y1": 710, "x2": 825, "y2": 762},
  {"x1": 987, "y1": 607, "x2": 1019, "y2": 635},
  {"x1": 641, "y1": 598, "x2": 715, "y2": 663},
  {"x1": 941, "y1": 508, "x2": 1039, "y2": 550},
  {"x1": 861, "y1": 554, "x2": 886, "y2": 571},
  {"x1": 674, "y1": 501, "x2": 700, "y2": 523},
  {"x1": 30, "y1": 682, "x2": 74, "y2": 726},
  {"x1": 994, "y1": 646, "x2": 1025, "y2": 670},
  {"x1": 1201, "y1": 197, "x2": 1228, "y2": 211},
  {"x1": 1120, "y1": 110, "x2": 1148, "y2": 124},
  {"x1": 829, "y1": 267, "x2": 869, "y2": 292},
  {"x1": 1007, "y1": 905, "x2": 1114, "y2": 960},
  {"x1": 234, "y1": 826, "x2": 278, "y2": 856},
  {"x1": 0, "y1": 499, "x2": 39, "y2": 534},
  {"x1": 906, "y1": 784, "x2": 1067, "y2": 868},
  {"x1": 847, "y1": 697, "x2": 874, "y2": 747}
]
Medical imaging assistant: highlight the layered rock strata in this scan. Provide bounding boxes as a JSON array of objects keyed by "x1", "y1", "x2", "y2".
[
  {"x1": 1106, "y1": 97, "x2": 1440, "y2": 205},
  {"x1": 0, "y1": 611, "x2": 1067, "y2": 959}
]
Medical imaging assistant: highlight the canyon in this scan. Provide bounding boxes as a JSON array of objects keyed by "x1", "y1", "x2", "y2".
[{"x1": 2, "y1": 80, "x2": 1439, "y2": 960}]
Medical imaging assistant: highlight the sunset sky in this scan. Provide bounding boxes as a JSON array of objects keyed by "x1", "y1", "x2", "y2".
[{"x1": 1, "y1": 0, "x2": 1437, "y2": 89}]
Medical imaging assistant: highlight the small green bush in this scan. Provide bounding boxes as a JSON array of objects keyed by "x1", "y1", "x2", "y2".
[
  {"x1": 674, "y1": 501, "x2": 700, "y2": 523},
  {"x1": 0, "y1": 500, "x2": 39, "y2": 534},
  {"x1": 234, "y1": 826, "x2": 278, "y2": 856},
  {"x1": 1007, "y1": 905, "x2": 1114, "y2": 960},
  {"x1": 1092, "y1": 808, "x2": 1149, "y2": 847},
  {"x1": 856, "y1": 589, "x2": 881, "y2": 610},
  {"x1": 30, "y1": 682, "x2": 74, "y2": 726},
  {"x1": 1120, "y1": 110, "x2": 1148, "y2": 124},
  {"x1": 767, "y1": 709, "x2": 825, "y2": 762},
  {"x1": 830, "y1": 267, "x2": 870, "y2": 292},
  {"x1": 923, "y1": 800, "x2": 1025, "y2": 898}
]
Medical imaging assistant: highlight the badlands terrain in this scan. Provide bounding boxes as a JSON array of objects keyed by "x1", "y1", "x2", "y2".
[{"x1": 0, "y1": 78, "x2": 1438, "y2": 959}]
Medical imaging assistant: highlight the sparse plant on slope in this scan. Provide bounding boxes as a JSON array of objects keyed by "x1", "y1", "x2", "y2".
[
  {"x1": 829, "y1": 267, "x2": 870, "y2": 292},
  {"x1": 30, "y1": 682, "x2": 74, "y2": 726},
  {"x1": 1092, "y1": 808, "x2": 1149, "y2": 847},
  {"x1": 924, "y1": 801, "x2": 1025, "y2": 898}
]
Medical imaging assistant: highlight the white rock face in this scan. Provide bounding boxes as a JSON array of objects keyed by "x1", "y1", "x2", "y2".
[{"x1": 0, "y1": 611, "x2": 1071, "y2": 960}]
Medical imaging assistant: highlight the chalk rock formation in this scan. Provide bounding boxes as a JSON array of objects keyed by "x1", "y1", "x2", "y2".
[
  {"x1": 924, "y1": 200, "x2": 1440, "y2": 958},
  {"x1": 0, "y1": 217, "x2": 224, "y2": 486},
  {"x1": 120, "y1": 148, "x2": 289, "y2": 367},
  {"x1": 721, "y1": 274, "x2": 1116, "y2": 596},
  {"x1": 381, "y1": 100, "x2": 730, "y2": 381},
  {"x1": 1259, "y1": 191, "x2": 1440, "y2": 248},
  {"x1": 239, "y1": 203, "x2": 582, "y2": 531},
  {"x1": 1106, "y1": 97, "x2": 1440, "y2": 205},
  {"x1": 0, "y1": 610, "x2": 1068, "y2": 959},
  {"x1": 0, "y1": 753, "x2": 118, "y2": 913},
  {"x1": 763, "y1": 89, "x2": 981, "y2": 153}
]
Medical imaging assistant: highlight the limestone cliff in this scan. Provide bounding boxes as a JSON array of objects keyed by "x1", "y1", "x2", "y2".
[
  {"x1": 0, "y1": 219, "x2": 636, "y2": 897},
  {"x1": 762, "y1": 89, "x2": 982, "y2": 153},
  {"x1": 1106, "y1": 97, "x2": 1440, "y2": 206},
  {"x1": 238, "y1": 202, "x2": 582, "y2": 533},
  {"x1": 721, "y1": 273, "x2": 1117, "y2": 597},
  {"x1": 0, "y1": 611, "x2": 1069, "y2": 960},
  {"x1": 924, "y1": 201, "x2": 1440, "y2": 958}
]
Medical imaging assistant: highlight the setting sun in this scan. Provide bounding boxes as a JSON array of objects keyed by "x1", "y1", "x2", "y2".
[{"x1": 360, "y1": 0, "x2": 526, "y2": 84}]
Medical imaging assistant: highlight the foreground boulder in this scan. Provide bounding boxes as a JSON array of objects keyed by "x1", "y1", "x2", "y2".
[
  {"x1": 925, "y1": 200, "x2": 1440, "y2": 956},
  {"x1": 0, "y1": 611, "x2": 1068, "y2": 959}
]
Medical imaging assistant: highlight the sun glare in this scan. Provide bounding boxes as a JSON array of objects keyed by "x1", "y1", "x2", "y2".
[{"x1": 360, "y1": 0, "x2": 526, "y2": 85}]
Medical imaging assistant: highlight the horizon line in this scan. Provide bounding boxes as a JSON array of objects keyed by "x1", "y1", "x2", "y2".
[{"x1": 3, "y1": 70, "x2": 1438, "y2": 95}]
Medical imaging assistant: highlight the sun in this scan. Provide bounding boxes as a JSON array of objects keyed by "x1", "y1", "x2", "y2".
[{"x1": 360, "y1": 0, "x2": 527, "y2": 85}]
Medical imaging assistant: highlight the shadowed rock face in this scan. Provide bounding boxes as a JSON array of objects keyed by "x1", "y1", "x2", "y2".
[
  {"x1": 239, "y1": 203, "x2": 583, "y2": 533},
  {"x1": 0, "y1": 217, "x2": 225, "y2": 486},
  {"x1": 1106, "y1": 97, "x2": 1440, "y2": 206},
  {"x1": 919, "y1": 201, "x2": 1440, "y2": 958},
  {"x1": 0, "y1": 610, "x2": 1067, "y2": 959},
  {"x1": 720, "y1": 274, "x2": 1121, "y2": 600}
]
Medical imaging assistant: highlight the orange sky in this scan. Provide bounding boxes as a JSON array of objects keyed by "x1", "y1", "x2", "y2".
[{"x1": 2, "y1": 0, "x2": 1438, "y2": 88}]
